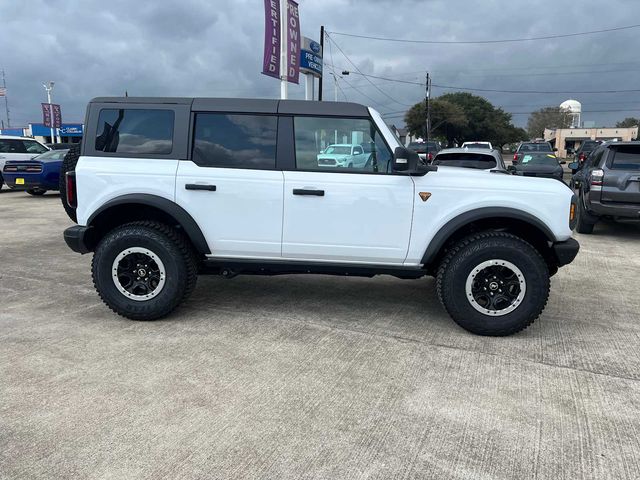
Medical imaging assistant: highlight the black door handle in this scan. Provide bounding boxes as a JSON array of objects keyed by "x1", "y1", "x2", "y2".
[
  {"x1": 185, "y1": 184, "x2": 216, "y2": 191},
  {"x1": 293, "y1": 188, "x2": 324, "y2": 196}
]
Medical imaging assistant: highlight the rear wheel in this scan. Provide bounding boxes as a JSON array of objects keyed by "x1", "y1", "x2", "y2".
[
  {"x1": 92, "y1": 221, "x2": 197, "y2": 320},
  {"x1": 436, "y1": 232, "x2": 549, "y2": 336},
  {"x1": 59, "y1": 145, "x2": 80, "y2": 222},
  {"x1": 575, "y1": 195, "x2": 596, "y2": 234},
  {"x1": 27, "y1": 188, "x2": 47, "y2": 196}
]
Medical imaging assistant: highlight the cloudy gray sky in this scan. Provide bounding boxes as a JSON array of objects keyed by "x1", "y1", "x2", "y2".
[{"x1": 2, "y1": 0, "x2": 640, "y2": 128}]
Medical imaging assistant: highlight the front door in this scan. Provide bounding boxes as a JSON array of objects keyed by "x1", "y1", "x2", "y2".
[
  {"x1": 175, "y1": 113, "x2": 283, "y2": 259},
  {"x1": 282, "y1": 115, "x2": 414, "y2": 264}
]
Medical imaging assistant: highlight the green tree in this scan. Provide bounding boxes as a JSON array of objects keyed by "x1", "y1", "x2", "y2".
[
  {"x1": 526, "y1": 107, "x2": 572, "y2": 139},
  {"x1": 615, "y1": 117, "x2": 640, "y2": 128},
  {"x1": 405, "y1": 92, "x2": 527, "y2": 147}
]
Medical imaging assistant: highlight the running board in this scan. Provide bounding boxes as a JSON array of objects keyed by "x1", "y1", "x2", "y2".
[{"x1": 200, "y1": 258, "x2": 427, "y2": 279}]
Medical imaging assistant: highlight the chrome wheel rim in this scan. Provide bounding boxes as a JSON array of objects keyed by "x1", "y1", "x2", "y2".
[
  {"x1": 111, "y1": 247, "x2": 166, "y2": 301},
  {"x1": 465, "y1": 259, "x2": 526, "y2": 316}
]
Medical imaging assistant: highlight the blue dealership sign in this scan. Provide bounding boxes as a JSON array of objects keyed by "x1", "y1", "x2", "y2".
[
  {"x1": 300, "y1": 37, "x2": 322, "y2": 77},
  {"x1": 31, "y1": 123, "x2": 83, "y2": 137}
]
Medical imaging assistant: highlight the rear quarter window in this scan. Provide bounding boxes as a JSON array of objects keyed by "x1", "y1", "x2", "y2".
[
  {"x1": 611, "y1": 146, "x2": 640, "y2": 170},
  {"x1": 95, "y1": 109, "x2": 174, "y2": 154},
  {"x1": 434, "y1": 153, "x2": 496, "y2": 169}
]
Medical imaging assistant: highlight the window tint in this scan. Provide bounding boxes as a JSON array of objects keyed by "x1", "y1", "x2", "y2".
[
  {"x1": 434, "y1": 152, "x2": 496, "y2": 169},
  {"x1": 519, "y1": 143, "x2": 552, "y2": 152},
  {"x1": 611, "y1": 146, "x2": 640, "y2": 170},
  {"x1": 95, "y1": 109, "x2": 174, "y2": 154},
  {"x1": 520, "y1": 153, "x2": 558, "y2": 166},
  {"x1": 23, "y1": 140, "x2": 48, "y2": 154},
  {"x1": 193, "y1": 114, "x2": 277, "y2": 169},
  {"x1": 0, "y1": 139, "x2": 27, "y2": 153},
  {"x1": 294, "y1": 117, "x2": 392, "y2": 173}
]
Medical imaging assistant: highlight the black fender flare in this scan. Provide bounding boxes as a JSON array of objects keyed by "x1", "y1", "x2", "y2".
[
  {"x1": 87, "y1": 193, "x2": 211, "y2": 254},
  {"x1": 421, "y1": 207, "x2": 557, "y2": 266}
]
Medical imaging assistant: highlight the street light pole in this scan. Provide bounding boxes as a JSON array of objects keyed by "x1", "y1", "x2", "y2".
[{"x1": 42, "y1": 81, "x2": 55, "y2": 144}]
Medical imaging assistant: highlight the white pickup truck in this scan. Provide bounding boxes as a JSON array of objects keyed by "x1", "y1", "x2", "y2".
[{"x1": 61, "y1": 97, "x2": 579, "y2": 336}]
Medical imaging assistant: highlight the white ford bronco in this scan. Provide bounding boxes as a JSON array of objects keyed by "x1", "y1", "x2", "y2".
[{"x1": 62, "y1": 97, "x2": 579, "y2": 336}]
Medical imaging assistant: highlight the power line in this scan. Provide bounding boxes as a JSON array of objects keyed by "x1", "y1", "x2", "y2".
[
  {"x1": 325, "y1": 33, "x2": 415, "y2": 107},
  {"x1": 327, "y1": 23, "x2": 640, "y2": 45},
  {"x1": 382, "y1": 108, "x2": 640, "y2": 119},
  {"x1": 432, "y1": 83, "x2": 640, "y2": 94}
]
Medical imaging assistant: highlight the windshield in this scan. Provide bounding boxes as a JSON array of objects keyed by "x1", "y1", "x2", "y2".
[
  {"x1": 520, "y1": 154, "x2": 559, "y2": 166},
  {"x1": 463, "y1": 143, "x2": 490, "y2": 149},
  {"x1": 324, "y1": 146, "x2": 352, "y2": 155},
  {"x1": 519, "y1": 143, "x2": 552, "y2": 152},
  {"x1": 36, "y1": 149, "x2": 69, "y2": 161},
  {"x1": 408, "y1": 142, "x2": 437, "y2": 153},
  {"x1": 434, "y1": 152, "x2": 496, "y2": 169}
]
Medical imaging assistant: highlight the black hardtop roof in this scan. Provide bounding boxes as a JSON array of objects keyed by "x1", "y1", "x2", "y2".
[{"x1": 89, "y1": 97, "x2": 370, "y2": 117}]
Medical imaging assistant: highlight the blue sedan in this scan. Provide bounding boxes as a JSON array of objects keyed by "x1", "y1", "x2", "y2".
[{"x1": 2, "y1": 149, "x2": 69, "y2": 195}]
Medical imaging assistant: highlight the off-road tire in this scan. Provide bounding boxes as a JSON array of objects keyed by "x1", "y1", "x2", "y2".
[
  {"x1": 59, "y1": 145, "x2": 80, "y2": 222},
  {"x1": 575, "y1": 196, "x2": 596, "y2": 234},
  {"x1": 92, "y1": 221, "x2": 198, "y2": 320},
  {"x1": 436, "y1": 231, "x2": 550, "y2": 336},
  {"x1": 27, "y1": 189, "x2": 46, "y2": 196}
]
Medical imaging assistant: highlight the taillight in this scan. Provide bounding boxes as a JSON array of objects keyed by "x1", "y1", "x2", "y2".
[
  {"x1": 427, "y1": 152, "x2": 433, "y2": 162},
  {"x1": 66, "y1": 171, "x2": 77, "y2": 208},
  {"x1": 513, "y1": 153, "x2": 518, "y2": 164},
  {"x1": 579, "y1": 153, "x2": 585, "y2": 161},
  {"x1": 590, "y1": 169, "x2": 604, "y2": 189}
]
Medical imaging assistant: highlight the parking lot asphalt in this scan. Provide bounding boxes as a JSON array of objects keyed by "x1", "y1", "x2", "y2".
[{"x1": 1, "y1": 189, "x2": 639, "y2": 480}]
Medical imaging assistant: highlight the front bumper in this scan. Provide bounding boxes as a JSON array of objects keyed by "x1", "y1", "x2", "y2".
[
  {"x1": 552, "y1": 238, "x2": 580, "y2": 267},
  {"x1": 63, "y1": 225, "x2": 93, "y2": 254}
]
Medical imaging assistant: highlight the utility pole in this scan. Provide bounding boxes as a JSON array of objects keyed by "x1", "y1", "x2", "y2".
[
  {"x1": 318, "y1": 25, "x2": 324, "y2": 101},
  {"x1": 42, "y1": 81, "x2": 56, "y2": 144},
  {"x1": 1, "y1": 69, "x2": 10, "y2": 128},
  {"x1": 425, "y1": 72, "x2": 430, "y2": 144}
]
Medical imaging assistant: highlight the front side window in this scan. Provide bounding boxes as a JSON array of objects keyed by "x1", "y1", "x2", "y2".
[
  {"x1": 294, "y1": 116, "x2": 392, "y2": 173},
  {"x1": 193, "y1": 114, "x2": 277, "y2": 169},
  {"x1": 95, "y1": 109, "x2": 174, "y2": 154},
  {"x1": 23, "y1": 140, "x2": 48, "y2": 154}
]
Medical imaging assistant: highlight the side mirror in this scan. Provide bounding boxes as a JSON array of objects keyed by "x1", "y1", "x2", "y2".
[
  {"x1": 393, "y1": 146, "x2": 436, "y2": 175},
  {"x1": 553, "y1": 147, "x2": 558, "y2": 151},
  {"x1": 568, "y1": 162, "x2": 579, "y2": 170}
]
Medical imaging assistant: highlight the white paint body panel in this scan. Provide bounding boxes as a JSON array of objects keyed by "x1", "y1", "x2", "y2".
[
  {"x1": 404, "y1": 166, "x2": 574, "y2": 265},
  {"x1": 75, "y1": 156, "x2": 179, "y2": 225},
  {"x1": 282, "y1": 171, "x2": 414, "y2": 264},
  {"x1": 175, "y1": 161, "x2": 284, "y2": 258}
]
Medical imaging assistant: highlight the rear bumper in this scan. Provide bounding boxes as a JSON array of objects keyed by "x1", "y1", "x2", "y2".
[
  {"x1": 588, "y1": 199, "x2": 640, "y2": 219},
  {"x1": 63, "y1": 225, "x2": 93, "y2": 254},
  {"x1": 552, "y1": 238, "x2": 580, "y2": 267}
]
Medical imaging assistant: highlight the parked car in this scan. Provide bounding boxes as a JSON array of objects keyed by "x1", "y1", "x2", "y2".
[
  {"x1": 508, "y1": 153, "x2": 566, "y2": 182},
  {"x1": 407, "y1": 141, "x2": 440, "y2": 162},
  {"x1": 317, "y1": 144, "x2": 367, "y2": 168},
  {"x1": 461, "y1": 141, "x2": 492, "y2": 150},
  {"x1": 0, "y1": 136, "x2": 49, "y2": 188},
  {"x1": 62, "y1": 96, "x2": 578, "y2": 336},
  {"x1": 513, "y1": 142, "x2": 554, "y2": 164},
  {"x1": 2, "y1": 148, "x2": 69, "y2": 195},
  {"x1": 569, "y1": 141, "x2": 640, "y2": 233},
  {"x1": 46, "y1": 142, "x2": 79, "y2": 150},
  {"x1": 432, "y1": 148, "x2": 506, "y2": 171},
  {"x1": 574, "y1": 140, "x2": 601, "y2": 163}
]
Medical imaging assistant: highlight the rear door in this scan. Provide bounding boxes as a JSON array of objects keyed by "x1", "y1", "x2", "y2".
[
  {"x1": 281, "y1": 115, "x2": 414, "y2": 264},
  {"x1": 175, "y1": 111, "x2": 284, "y2": 259},
  {"x1": 602, "y1": 145, "x2": 640, "y2": 204}
]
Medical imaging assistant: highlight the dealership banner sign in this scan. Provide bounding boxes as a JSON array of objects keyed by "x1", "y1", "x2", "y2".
[
  {"x1": 286, "y1": 0, "x2": 300, "y2": 84},
  {"x1": 41, "y1": 103, "x2": 61, "y2": 128},
  {"x1": 262, "y1": 0, "x2": 281, "y2": 79}
]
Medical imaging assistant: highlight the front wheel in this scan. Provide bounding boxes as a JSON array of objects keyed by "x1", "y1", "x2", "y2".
[
  {"x1": 92, "y1": 221, "x2": 198, "y2": 320},
  {"x1": 436, "y1": 232, "x2": 550, "y2": 336}
]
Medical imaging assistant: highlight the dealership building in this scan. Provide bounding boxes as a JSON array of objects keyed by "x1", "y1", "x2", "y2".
[
  {"x1": 544, "y1": 126, "x2": 639, "y2": 158},
  {"x1": 0, "y1": 123, "x2": 83, "y2": 144}
]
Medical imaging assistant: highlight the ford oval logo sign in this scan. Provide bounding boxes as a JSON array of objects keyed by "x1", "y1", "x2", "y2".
[{"x1": 310, "y1": 41, "x2": 321, "y2": 53}]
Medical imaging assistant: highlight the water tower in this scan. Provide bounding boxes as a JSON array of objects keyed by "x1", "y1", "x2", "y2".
[{"x1": 560, "y1": 99, "x2": 581, "y2": 128}]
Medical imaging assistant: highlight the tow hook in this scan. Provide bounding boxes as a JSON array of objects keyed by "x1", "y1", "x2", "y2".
[{"x1": 221, "y1": 268, "x2": 238, "y2": 279}]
